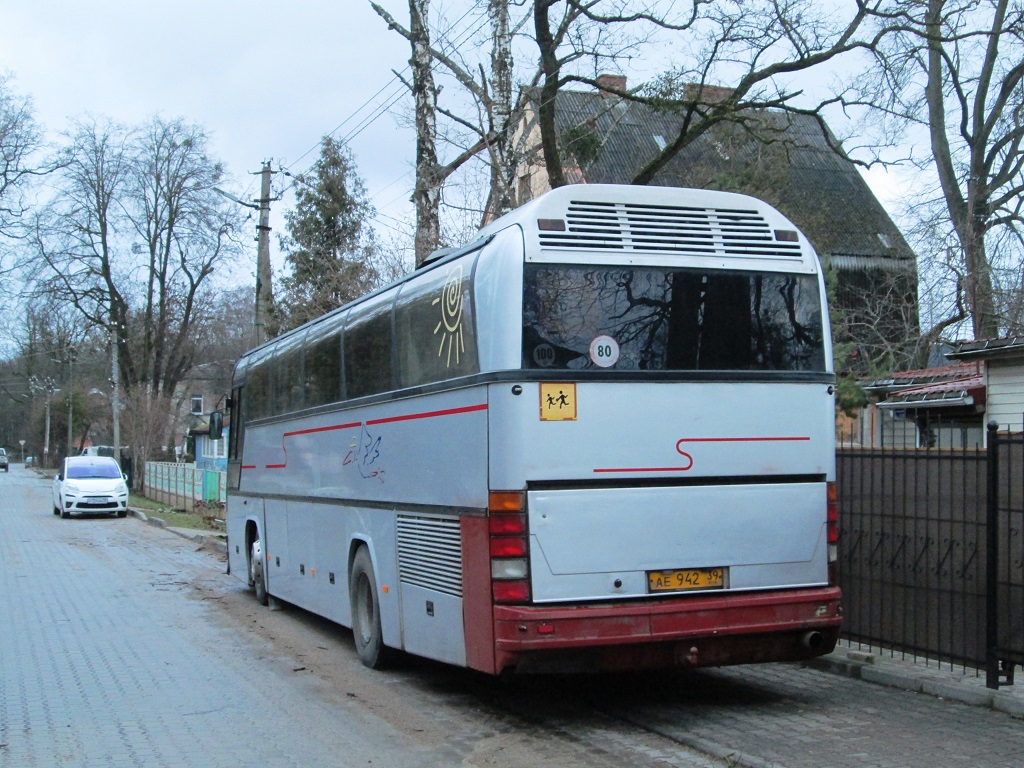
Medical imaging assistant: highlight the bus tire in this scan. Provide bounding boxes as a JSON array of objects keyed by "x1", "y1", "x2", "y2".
[
  {"x1": 350, "y1": 546, "x2": 393, "y2": 669},
  {"x1": 251, "y1": 539, "x2": 268, "y2": 606}
]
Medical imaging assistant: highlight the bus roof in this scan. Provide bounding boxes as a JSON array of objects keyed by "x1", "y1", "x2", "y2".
[{"x1": 478, "y1": 184, "x2": 818, "y2": 273}]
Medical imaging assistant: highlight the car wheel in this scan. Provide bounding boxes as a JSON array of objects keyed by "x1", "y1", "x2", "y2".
[
  {"x1": 250, "y1": 539, "x2": 268, "y2": 606},
  {"x1": 350, "y1": 546, "x2": 395, "y2": 669},
  {"x1": 60, "y1": 506, "x2": 70, "y2": 519},
  {"x1": 53, "y1": 504, "x2": 60, "y2": 516},
  {"x1": 116, "y1": 509, "x2": 127, "y2": 518}
]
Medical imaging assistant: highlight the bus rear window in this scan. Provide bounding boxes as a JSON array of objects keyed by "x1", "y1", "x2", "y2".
[{"x1": 522, "y1": 264, "x2": 825, "y2": 372}]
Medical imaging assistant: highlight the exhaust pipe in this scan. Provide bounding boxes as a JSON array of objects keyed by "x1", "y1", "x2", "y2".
[{"x1": 800, "y1": 630, "x2": 825, "y2": 651}]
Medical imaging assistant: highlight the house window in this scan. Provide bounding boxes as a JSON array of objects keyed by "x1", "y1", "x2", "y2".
[
  {"x1": 190, "y1": 395, "x2": 203, "y2": 416},
  {"x1": 206, "y1": 435, "x2": 227, "y2": 459}
]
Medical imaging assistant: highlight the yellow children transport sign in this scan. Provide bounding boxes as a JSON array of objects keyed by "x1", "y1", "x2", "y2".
[{"x1": 539, "y1": 382, "x2": 577, "y2": 421}]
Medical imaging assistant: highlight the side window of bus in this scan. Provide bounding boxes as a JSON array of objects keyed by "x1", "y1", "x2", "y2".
[
  {"x1": 274, "y1": 333, "x2": 305, "y2": 415},
  {"x1": 395, "y1": 259, "x2": 478, "y2": 388},
  {"x1": 344, "y1": 298, "x2": 393, "y2": 399},
  {"x1": 228, "y1": 386, "x2": 244, "y2": 461},
  {"x1": 245, "y1": 348, "x2": 274, "y2": 420},
  {"x1": 304, "y1": 318, "x2": 344, "y2": 408}
]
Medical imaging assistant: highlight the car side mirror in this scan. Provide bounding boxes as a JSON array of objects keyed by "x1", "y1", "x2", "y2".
[
  {"x1": 56, "y1": 473, "x2": 63, "y2": 481},
  {"x1": 209, "y1": 410, "x2": 224, "y2": 441}
]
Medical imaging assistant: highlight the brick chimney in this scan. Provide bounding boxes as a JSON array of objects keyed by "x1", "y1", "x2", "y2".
[
  {"x1": 683, "y1": 83, "x2": 735, "y2": 105},
  {"x1": 596, "y1": 74, "x2": 627, "y2": 97}
]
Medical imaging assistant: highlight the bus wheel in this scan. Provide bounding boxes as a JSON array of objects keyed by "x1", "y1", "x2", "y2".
[
  {"x1": 350, "y1": 546, "x2": 393, "y2": 669},
  {"x1": 250, "y1": 539, "x2": 268, "y2": 606}
]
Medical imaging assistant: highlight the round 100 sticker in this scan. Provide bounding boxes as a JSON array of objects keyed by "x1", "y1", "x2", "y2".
[{"x1": 589, "y1": 335, "x2": 620, "y2": 368}]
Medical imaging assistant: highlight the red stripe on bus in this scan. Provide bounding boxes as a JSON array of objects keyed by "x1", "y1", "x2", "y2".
[
  {"x1": 677, "y1": 436, "x2": 810, "y2": 442},
  {"x1": 265, "y1": 463, "x2": 287, "y2": 469},
  {"x1": 367, "y1": 403, "x2": 488, "y2": 426},
  {"x1": 594, "y1": 466, "x2": 692, "y2": 474},
  {"x1": 283, "y1": 421, "x2": 362, "y2": 438},
  {"x1": 241, "y1": 465, "x2": 257, "y2": 469}
]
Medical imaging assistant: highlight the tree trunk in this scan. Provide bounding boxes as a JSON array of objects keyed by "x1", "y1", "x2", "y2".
[
  {"x1": 410, "y1": 0, "x2": 441, "y2": 266},
  {"x1": 488, "y1": 0, "x2": 516, "y2": 216},
  {"x1": 925, "y1": 0, "x2": 1001, "y2": 339},
  {"x1": 534, "y1": 0, "x2": 566, "y2": 189}
]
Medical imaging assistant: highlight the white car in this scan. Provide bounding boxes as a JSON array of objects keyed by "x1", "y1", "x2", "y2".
[{"x1": 53, "y1": 456, "x2": 130, "y2": 518}]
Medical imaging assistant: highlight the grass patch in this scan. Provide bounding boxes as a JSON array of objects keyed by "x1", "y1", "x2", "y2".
[
  {"x1": 131, "y1": 494, "x2": 224, "y2": 531},
  {"x1": 128, "y1": 494, "x2": 171, "y2": 514}
]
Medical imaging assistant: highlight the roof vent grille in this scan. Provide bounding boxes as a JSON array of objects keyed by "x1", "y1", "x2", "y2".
[{"x1": 538, "y1": 200, "x2": 803, "y2": 260}]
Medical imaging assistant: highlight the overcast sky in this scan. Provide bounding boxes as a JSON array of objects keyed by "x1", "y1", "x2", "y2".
[
  {"x1": 0, "y1": 0, "x2": 425, "y2": 271},
  {"x1": 1, "y1": 1, "x2": 906, "y2": 278}
]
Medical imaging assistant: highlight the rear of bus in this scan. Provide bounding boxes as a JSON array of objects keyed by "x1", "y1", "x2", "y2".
[{"x1": 468, "y1": 185, "x2": 841, "y2": 674}]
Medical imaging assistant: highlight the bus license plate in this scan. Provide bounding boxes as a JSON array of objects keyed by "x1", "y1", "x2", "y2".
[{"x1": 647, "y1": 567, "x2": 726, "y2": 593}]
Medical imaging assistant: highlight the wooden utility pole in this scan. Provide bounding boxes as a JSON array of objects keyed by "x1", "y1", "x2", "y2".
[{"x1": 254, "y1": 161, "x2": 275, "y2": 345}]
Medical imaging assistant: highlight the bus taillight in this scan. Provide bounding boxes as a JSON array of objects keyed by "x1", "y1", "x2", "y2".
[
  {"x1": 489, "y1": 491, "x2": 530, "y2": 604},
  {"x1": 826, "y1": 482, "x2": 839, "y2": 547},
  {"x1": 827, "y1": 481, "x2": 839, "y2": 585}
]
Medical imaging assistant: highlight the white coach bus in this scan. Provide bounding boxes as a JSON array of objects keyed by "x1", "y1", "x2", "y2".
[{"x1": 224, "y1": 184, "x2": 841, "y2": 674}]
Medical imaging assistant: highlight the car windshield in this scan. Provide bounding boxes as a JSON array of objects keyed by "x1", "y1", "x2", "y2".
[{"x1": 66, "y1": 463, "x2": 121, "y2": 479}]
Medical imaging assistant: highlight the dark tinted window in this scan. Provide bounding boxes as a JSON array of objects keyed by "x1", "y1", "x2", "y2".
[
  {"x1": 523, "y1": 264, "x2": 825, "y2": 372},
  {"x1": 395, "y1": 261, "x2": 478, "y2": 388},
  {"x1": 344, "y1": 299, "x2": 393, "y2": 398},
  {"x1": 272, "y1": 336, "x2": 304, "y2": 415},
  {"x1": 228, "y1": 386, "x2": 244, "y2": 461},
  {"x1": 304, "y1": 317, "x2": 344, "y2": 408},
  {"x1": 245, "y1": 347, "x2": 274, "y2": 420}
]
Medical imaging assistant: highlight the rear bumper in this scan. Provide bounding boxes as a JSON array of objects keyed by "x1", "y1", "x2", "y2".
[{"x1": 493, "y1": 585, "x2": 841, "y2": 673}]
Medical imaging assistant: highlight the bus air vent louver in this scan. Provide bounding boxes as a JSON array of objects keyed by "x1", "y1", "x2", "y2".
[
  {"x1": 396, "y1": 515, "x2": 463, "y2": 597},
  {"x1": 538, "y1": 200, "x2": 803, "y2": 260}
]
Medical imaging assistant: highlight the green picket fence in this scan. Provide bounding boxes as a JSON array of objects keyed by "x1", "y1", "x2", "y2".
[{"x1": 144, "y1": 462, "x2": 226, "y2": 512}]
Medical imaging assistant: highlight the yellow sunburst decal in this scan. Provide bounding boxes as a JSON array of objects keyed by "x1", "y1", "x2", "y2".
[{"x1": 433, "y1": 264, "x2": 464, "y2": 367}]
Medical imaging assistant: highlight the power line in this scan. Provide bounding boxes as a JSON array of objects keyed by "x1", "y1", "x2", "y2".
[{"x1": 283, "y1": 4, "x2": 489, "y2": 199}]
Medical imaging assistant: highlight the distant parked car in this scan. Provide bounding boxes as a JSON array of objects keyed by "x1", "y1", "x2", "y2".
[
  {"x1": 52, "y1": 456, "x2": 129, "y2": 518},
  {"x1": 0, "y1": 448, "x2": 8, "y2": 472},
  {"x1": 79, "y1": 445, "x2": 117, "y2": 458},
  {"x1": 24, "y1": 456, "x2": 36, "y2": 467}
]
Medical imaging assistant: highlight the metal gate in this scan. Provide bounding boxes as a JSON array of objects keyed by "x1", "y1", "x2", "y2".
[
  {"x1": 837, "y1": 423, "x2": 1024, "y2": 689},
  {"x1": 986, "y1": 423, "x2": 1024, "y2": 688}
]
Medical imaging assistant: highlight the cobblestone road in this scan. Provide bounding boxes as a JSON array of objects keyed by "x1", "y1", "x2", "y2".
[
  {"x1": 0, "y1": 468, "x2": 432, "y2": 768},
  {"x1": 4, "y1": 465, "x2": 1023, "y2": 768}
]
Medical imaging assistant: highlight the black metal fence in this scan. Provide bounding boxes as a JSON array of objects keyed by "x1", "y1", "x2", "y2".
[{"x1": 837, "y1": 424, "x2": 1024, "y2": 689}]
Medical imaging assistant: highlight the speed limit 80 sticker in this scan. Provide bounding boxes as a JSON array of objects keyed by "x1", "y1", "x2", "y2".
[{"x1": 589, "y1": 335, "x2": 620, "y2": 368}]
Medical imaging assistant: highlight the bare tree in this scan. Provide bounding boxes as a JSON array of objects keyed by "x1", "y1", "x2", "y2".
[
  {"x1": 528, "y1": 1, "x2": 884, "y2": 189},
  {"x1": 0, "y1": 73, "x2": 46, "y2": 242},
  {"x1": 858, "y1": 0, "x2": 1024, "y2": 339},
  {"x1": 27, "y1": 115, "x2": 246, "y2": 469},
  {"x1": 371, "y1": 0, "x2": 535, "y2": 263}
]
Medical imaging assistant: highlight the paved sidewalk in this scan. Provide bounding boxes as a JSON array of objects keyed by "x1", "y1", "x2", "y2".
[{"x1": 809, "y1": 641, "x2": 1024, "y2": 720}]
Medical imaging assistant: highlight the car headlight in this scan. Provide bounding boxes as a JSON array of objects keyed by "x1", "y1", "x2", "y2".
[
  {"x1": 115, "y1": 482, "x2": 128, "y2": 494},
  {"x1": 64, "y1": 483, "x2": 81, "y2": 493}
]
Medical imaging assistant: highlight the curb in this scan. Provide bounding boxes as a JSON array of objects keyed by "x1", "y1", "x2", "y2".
[
  {"x1": 129, "y1": 508, "x2": 228, "y2": 556},
  {"x1": 806, "y1": 653, "x2": 1024, "y2": 719}
]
